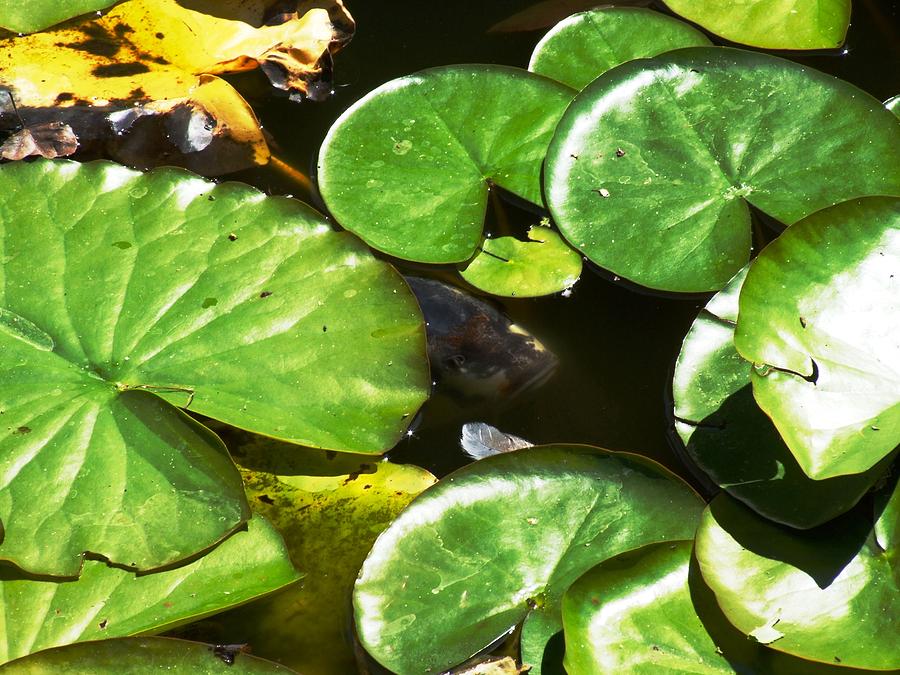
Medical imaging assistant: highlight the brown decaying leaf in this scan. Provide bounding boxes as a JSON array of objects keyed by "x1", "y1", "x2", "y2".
[
  {"x1": 0, "y1": 122, "x2": 78, "y2": 160},
  {"x1": 0, "y1": 0, "x2": 354, "y2": 175}
]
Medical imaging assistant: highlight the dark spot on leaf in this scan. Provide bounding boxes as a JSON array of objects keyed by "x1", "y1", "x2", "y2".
[
  {"x1": 259, "y1": 291, "x2": 273, "y2": 298},
  {"x1": 99, "y1": 619, "x2": 108, "y2": 629},
  {"x1": 834, "y1": 657, "x2": 841, "y2": 663},
  {"x1": 569, "y1": 153, "x2": 578, "y2": 160},
  {"x1": 92, "y1": 62, "x2": 150, "y2": 78},
  {"x1": 202, "y1": 297, "x2": 218, "y2": 308},
  {"x1": 343, "y1": 472, "x2": 360, "y2": 485},
  {"x1": 799, "y1": 317, "x2": 807, "y2": 328},
  {"x1": 14, "y1": 426, "x2": 31, "y2": 435},
  {"x1": 363, "y1": 484, "x2": 372, "y2": 489},
  {"x1": 208, "y1": 195, "x2": 216, "y2": 201},
  {"x1": 69, "y1": 38, "x2": 120, "y2": 57},
  {"x1": 258, "y1": 494, "x2": 275, "y2": 505},
  {"x1": 212, "y1": 644, "x2": 248, "y2": 666},
  {"x1": 163, "y1": 601, "x2": 173, "y2": 608},
  {"x1": 615, "y1": 147, "x2": 626, "y2": 157},
  {"x1": 149, "y1": 54, "x2": 170, "y2": 65},
  {"x1": 127, "y1": 87, "x2": 147, "y2": 100},
  {"x1": 54, "y1": 92, "x2": 74, "y2": 103},
  {"x1": 113, "y1": 23, "x2": 134, "y2": 37},
  {"x1": 227, "y1": 233, "x2": 237, "y2": 241},
  {"x1": 652, "y1": 645, "x2": 660, "y2": 651},
  {"x1": 590, "y1": 596, "x2": 599, "y2": 605},
  {"x1": 690, "y1": 68, "x2": 700, "y2": 73},
  {"x1": 322, "y1": 325, "x2": 327, "y2": 332},
  {"x1": 112, "y1": 241, "x2": 132, "y2": 249},
  {"x1": 526, "y1": 598, "x2": 538, "y2": 610},
  {"x1": 155, "y1": 32, "x2": 165, "y2": 39}
]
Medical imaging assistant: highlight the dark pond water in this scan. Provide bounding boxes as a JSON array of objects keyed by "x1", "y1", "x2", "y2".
[{"x1": 228, "y1": 0, "x2": 900, "y2": 485}]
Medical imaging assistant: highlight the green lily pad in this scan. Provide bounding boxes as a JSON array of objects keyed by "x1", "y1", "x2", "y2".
[
  {"x1": 545, "y1": 47, "x2": 900, "y2": 292},
  {"x1": 0, "y1": 637, "x2": 296, "y2": 673},
  {"x1": 695, "y1": 480, "x2": 900, "y2": 671},
  {"x1": 184, "y1": 430, "x2": 436, "y2": 675},
  {"x1": 528, "y1": 7, "x2": 710, "y2": 91},
  {"x1": 734, "y1": 197, "x2": 900, "y2": 479},
  {"x1": 0, "y1": 516, "x2": 300, "y2": 665},
  {"x1": 318, "y1": 65, "x2": 575, "y2": 263},
  {"x1": 353, "y1": 445, "x2": 704, "y2": 674},
  {"x1": 661, "y1": 0, "x2": 850, "y2": 50},
  {"x1": 459, "y1": 224, "x2": 582, "y2": 297},
  {"x1": 562, "y1": 541, "x2": 732, "y2": 674},
  {"x1": 673, "y1": 267, "x2": 895, "y2": 527},
  {"x1": 0, "y1": 0, "x2": 117, "y2": 34},
  {"x1": 0, "y1": 159, "x2": 428, "y2": 576}
]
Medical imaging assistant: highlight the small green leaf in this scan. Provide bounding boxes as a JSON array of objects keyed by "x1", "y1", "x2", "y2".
[
  {"x1": 673, "y1": 267, "x2": 894, "y2": 527},
  {"x1": 459, "y1": 224, "x2": 582, "y2": 297},
  {"x1": 661, "y1": 0, "x2": 850, "y2": 49},
  {"x1": 0, "y1": 0, "x2": 118, "y2": 33},
  {"x1": 695, "y1": 483, "x2": 900, "y2": 671},
  {"x1": 0, "y1": 159, "x2": 428, "y2": 576},
  {"x1": 0, "y1": 516, "x2": 300, "y2": 665},
  {"x1": 318, "y1": 65, "x2": 574, "y2": 263},
  {"x1": 734, "y1": 197, "x2": 900, "y2": 479},
  {"x1": 562, "y1": 541, "x2": 733, "y2": 674},
  {"x1": 353, "y1": 445, "x2": 703, "y2": 675},
  {"x1": 529, "y1": 7, "x2": 710, "y2": 90},
  {"x1": 545, "y1": 47, "x2": 900, "y2": 292},
  {"x1": 0, "y1": 637, "x2": 296, "y2": 673}
]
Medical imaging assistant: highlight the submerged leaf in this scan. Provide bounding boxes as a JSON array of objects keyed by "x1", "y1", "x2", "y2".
[
  {"x1": 181, "y1": 430, "x2": 436, "y2": 675},
  {"x1": 0, "y1": 517, "x2": 300, "y2": 665},
  {"x1": 0, "y1": 636, "x2": 296, "y2": 673},
  {"x1": 0, "y1": 159, "x2": 428, "y2": 576}
]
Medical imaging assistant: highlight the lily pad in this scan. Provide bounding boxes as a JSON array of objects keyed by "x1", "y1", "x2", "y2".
[
  {"x1": 186, "y1": 430, "x2": 436, "y2": 675},
  {"x1": 734, "y1": 197, "x2": 900, "y2": 479},
  {"x1": 673, "y1": 267, "x2": 895, "y2": 527},
  {"x1": 318, "y1": 65, "x2": 575, "y2": 263},
  {"x1": 353, "y1": 445, "x2": 704, "y2": 674},
  {"x1": 0, "y1": 0, "x2": 116, "y2": 34},
  {"x1": 529, "y1": 7, "x2": 710, "y2": 91},
  {"x1": 695, "y1": 481, "x2": 900, "y2": 671},
  {"x1": 0, "y1": 159, "x2": 428, "y2": 576},
  {"x1": 562, "y1": 541, "x2": 732, "y2": 674},
  {"x1": 545, "y1": 47, "x2": 900, "y2": 292},
  {"x1": 661, "y1": 0, "x2": 850, "y2": 50},
  {"x1": 459, "y1": 224, "x2": 582, "y2": 297},
  {"x1": 0, "y1": 637, "x2": 296, "y2": 673},
  {"x1": 0, "y1": 516, "x2": 300, "y2": 665}
]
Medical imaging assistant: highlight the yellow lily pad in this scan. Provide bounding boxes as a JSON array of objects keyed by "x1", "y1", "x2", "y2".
[
  {"x1": 182, "y1": 428, "x2": 437, "y2": 675},
  {"x1": 0, "y1": 0, "x2": 353, "y2": 173}
]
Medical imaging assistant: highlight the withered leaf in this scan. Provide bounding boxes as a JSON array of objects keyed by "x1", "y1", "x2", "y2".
[{"x1": 0, "y1": 122, "x2": 79, "y2": 160}]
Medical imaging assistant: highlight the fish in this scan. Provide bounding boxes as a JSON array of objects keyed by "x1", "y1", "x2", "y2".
[{"x1": 405, "y1": 276, "x2": 558, "y2": 402}]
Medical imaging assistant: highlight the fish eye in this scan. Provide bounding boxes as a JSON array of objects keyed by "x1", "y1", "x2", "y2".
[{"x1": 444, "y1": 354, "x2": 466, "y2": 369}]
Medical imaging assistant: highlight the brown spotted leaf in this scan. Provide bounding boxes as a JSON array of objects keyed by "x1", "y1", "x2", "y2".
[{"x1": 0, "y1": 0, "x2": 353, "y2": 174}]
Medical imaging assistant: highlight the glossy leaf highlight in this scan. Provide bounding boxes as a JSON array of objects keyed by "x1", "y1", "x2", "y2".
[
  {"x1": 735, "y1": 197, "x2": 900, "y2": 479},
  {"x1": 545, "y1": 47, "x2": 900, "y2": 292},
  {"x1": 353, "y1": 445, "x2": 703, "y2": 674}
]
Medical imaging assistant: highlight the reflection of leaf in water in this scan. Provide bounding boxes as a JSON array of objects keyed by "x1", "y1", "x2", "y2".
[{"x1": 0, "y1": 0, "x2": 353, "y2": 174}]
